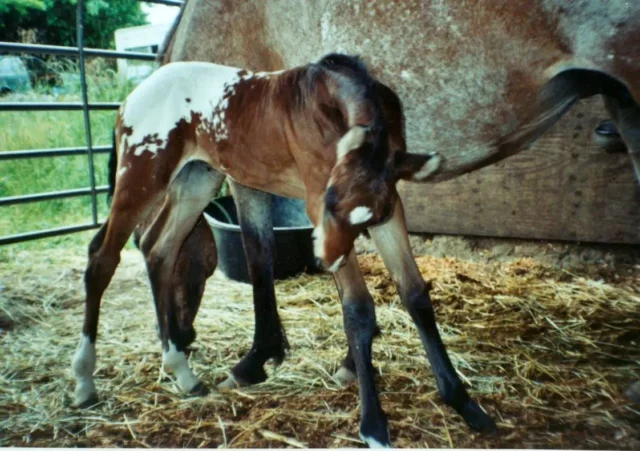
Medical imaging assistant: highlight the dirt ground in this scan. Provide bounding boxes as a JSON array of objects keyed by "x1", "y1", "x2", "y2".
[
  {"x1": 358, "y1": 234, "x2": 640, "y2": 269},
  {"x1": 1, "y1": 234, "x2": 639, "y2": 448}
]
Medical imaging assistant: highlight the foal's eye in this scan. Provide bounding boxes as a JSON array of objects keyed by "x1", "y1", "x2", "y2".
[{"x1": 324, "y1": 185, "x2": 339, "y2": 215}]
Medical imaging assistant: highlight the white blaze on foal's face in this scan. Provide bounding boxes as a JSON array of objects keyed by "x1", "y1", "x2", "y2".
[
  {"x1": 312, "y1": 218, "x2": 347, "y2": 273},
  {"x1": 312, "y1": 225, "x2": 326, "y2": 262},
  {"x1": 312, "y1": 203, "x2": 354, "y2": 273}
]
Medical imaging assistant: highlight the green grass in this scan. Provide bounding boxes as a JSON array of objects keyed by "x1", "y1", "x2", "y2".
[{"x1": 0, "y1": 58, "x2": 149, "y2": 251}]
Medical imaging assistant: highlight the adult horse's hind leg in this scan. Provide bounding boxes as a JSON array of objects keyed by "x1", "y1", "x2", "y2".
[
  {"x1": 134, "y1": 212, "x2": 218, "y2": 349},
  {"x1": 218, "y1": 182, "x2": 289, "y2": 388},
  {"x1": 171, "y1": 215, "x2": 217, "y2": 347},
  {"x1": 603, "y1": 95, "x2": 640, "y2": 183},
  {"x1": 72, "y1": 186, "x2": 159, "y2": 407},
  {"x1": 369, "y1": 199, "x2": 497, "y2": 434},
  {"x1": 139, "y1": 160, "x2": 222, "y2": 395},
  {"x1": 603, "y1": 94, "x2": 640, "y2": 403}
]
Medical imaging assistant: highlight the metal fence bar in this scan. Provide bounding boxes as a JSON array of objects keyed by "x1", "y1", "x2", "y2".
[
  {"x1": 0, "y1": 102, "x2": 120, "y2": 111},
  {"x1": 0, "y1": 0, "x2": 182, "y2": 245},
  {"x1": 77, "y1": 0, "x2": 99, "y2": 226},
  {"x1": 0, "y1": 186, "x2": 109, "y2": 207},
  {"x1": 0, "y1": 42, "x2": 157, "y2": 61},
  {"x1": 0, "y1": 223, "x2": 103, "y2": 246},
  {"x1": 0, "y1": 145, "x2": 111, "y2": 161},
  {"x1": 139, "y1": 0, "x2": 183, "y2": 5}
]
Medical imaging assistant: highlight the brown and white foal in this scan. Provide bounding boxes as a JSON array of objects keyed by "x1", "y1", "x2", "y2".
[{"x1": 72, "y1": 54, "x2": 493, "y2": 447}]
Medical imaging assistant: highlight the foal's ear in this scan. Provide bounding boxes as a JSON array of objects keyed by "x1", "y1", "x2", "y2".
[
  {"x1": 336, "y1": 125, "x2": 368, "y2": 161},
  {"x1": 393, "y1": 152, "x2": 442, "y2": 181}
]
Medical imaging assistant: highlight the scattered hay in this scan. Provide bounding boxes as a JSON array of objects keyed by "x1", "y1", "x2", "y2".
[{"x1": 0, "y1": 242, "x2": 638, "y2": 448}]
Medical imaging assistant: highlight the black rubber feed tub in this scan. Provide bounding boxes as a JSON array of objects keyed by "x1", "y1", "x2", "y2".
[{"x1": 203, "y1": 195, "x2": 317, "y2": 283}]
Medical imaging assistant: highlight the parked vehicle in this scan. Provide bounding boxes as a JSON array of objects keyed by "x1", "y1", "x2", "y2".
[{"x1": 0, "y1": 56, "x2": 32, "y2": 95}]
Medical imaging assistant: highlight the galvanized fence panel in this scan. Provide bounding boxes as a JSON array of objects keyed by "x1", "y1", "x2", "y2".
[{"x1": 0, "y1": 0, "x2": 182, "y2": 245}]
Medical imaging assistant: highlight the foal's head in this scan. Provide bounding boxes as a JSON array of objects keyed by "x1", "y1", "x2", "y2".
[
  {"x1": 304, "y1": 53, "x2": 441, "y2": 271},
  {"x1": 313, "y1": 125, "x2": 441, "y2": 272}
]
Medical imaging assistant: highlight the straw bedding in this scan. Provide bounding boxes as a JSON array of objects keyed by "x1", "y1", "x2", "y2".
[{"x1": 0, "y1": 239, "x2": 638, "y2": 448}]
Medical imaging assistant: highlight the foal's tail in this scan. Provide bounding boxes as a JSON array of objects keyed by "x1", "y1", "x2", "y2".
[{"x1": 107, "y1": 129, "x2": 117, "y2": 205}]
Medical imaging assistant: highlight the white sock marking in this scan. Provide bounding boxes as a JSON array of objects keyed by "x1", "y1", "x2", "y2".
[
  {"x1": 163, "y1": 341, "x2": 200, "y2": 392},
  {"x1": 333, "y1": 366, "x2": 357, "y2": 385},
  {"x1": 72, "y1": 334, "x2": 96, "y2": 405},
  {"x1": 360, "y1": 433, "x2": 392, "y2": 448}
]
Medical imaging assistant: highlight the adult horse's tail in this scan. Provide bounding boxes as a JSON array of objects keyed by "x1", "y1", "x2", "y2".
[
  {"x1": 432, "y1": 69, "x2": 640, "y2": 183},
  {"x1": 155, "y1": 0, "x2": 187, "y2": 64},
  {"x1": 107, "y1": 130, "x2": 117, "y2": 205}
]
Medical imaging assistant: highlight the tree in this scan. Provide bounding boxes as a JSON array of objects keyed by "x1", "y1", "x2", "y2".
[{"x1": 0, "y1": 0, "x2": 147, "y2": 49}]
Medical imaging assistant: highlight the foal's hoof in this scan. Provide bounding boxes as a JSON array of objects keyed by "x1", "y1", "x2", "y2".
[
  {"x1": 73, "y1": 392, "x2": 99, "y2": 409},
  {"x1": 460, "y1": 399, "x2": 497, "y2": 434},
  {"x1": 360, "y1": 420, "x2": 392, "y2": 448},
  {"x1": 625, "y1": 381, "x2": 640, "y2": 404},
  {"x1": 189, "y1": 382, "x2": 209, "y2": 397},
  {"x1": 360, "y1": 433, "x2": 392, "y2": 449},
  {"x1": 333, "y1": 366, "x2": 357, "y2": 386},
  {"x1": 217, "y1": 374, "x2": 250, "y2": 391}
]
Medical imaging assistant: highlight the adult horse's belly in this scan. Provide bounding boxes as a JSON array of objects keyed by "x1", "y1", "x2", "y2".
[{"x1": 170, "y1": 0, "x2": 640, "y2": 175}]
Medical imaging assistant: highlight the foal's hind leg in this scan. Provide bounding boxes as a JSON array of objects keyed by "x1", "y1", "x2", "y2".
[
  {"x1": 140, "y1": 160, "x2": 221, "y2": 394},
  {"x1": 369, "y1": 199, "x2": 496, "y2": 433},
  {"x1": 72, "y1": 187, "x2": 159, "y2": 407},
  {"x1": 334, "y1": 326, "x2": 382, "y2": 385},
  {"x1": 171, "y1": 215, "x2": 217, "y2": 347},
  {"x1": 135, "y1": 210, "x2": 218, "y2": 349},
  {"x1": 218, "y1": 183, "x2": 289, "y2": 388}
]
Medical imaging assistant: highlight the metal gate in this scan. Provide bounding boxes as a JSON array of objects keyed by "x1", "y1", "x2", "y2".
[{"x1": 0, "y1": 0, "x2": 182, "y2": 245}]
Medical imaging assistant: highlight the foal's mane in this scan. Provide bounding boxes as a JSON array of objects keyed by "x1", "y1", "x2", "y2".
[{"x1": 297, "y1": 53, "x2": 390, "y2": 171}]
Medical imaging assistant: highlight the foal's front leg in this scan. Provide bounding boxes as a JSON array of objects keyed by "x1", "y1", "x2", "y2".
[
  {"x1": 334, "y1": 251, "x2": 390, "y2": 447},
  {"x1": 218, "y1": 183, "x2": 290, "y2": 388},
  {"x1": 369, "y1": 198, "x2": 497, "y2": 433}
]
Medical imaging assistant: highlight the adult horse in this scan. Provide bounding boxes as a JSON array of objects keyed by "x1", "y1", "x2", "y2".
[{"x1": 159, "y1": 0, "x2": 640, "y2": 401}]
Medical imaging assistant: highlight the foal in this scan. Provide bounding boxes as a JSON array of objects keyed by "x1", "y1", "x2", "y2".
[{"x1": 72, "y1": 54, "x2": 494, "y2": 447}]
